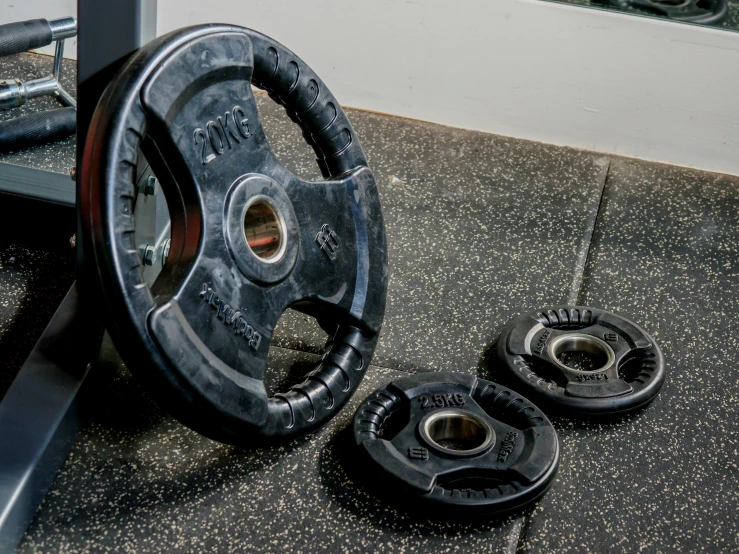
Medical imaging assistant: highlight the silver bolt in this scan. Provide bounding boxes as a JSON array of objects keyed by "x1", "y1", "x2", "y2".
[
  {"x1": 144, "y1": 175, "x2": 157, "y2": 196},
  {"x1": 144, "y1": 245, "x2": 156, "y2": 266},
  {"x1": 161, "y1": 239, "x2": 171, "y2": 266}
]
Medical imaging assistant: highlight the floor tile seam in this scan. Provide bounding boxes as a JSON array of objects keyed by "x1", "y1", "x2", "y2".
[
  {"x1": 514, "y1": 158, "x2": 613, "y2": 553},
  {"x1": 569, "y1": 158, "x2": 612, "y2": 305}
]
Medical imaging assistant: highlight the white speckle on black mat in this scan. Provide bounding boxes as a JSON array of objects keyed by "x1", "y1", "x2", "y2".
[
  {"x1": 16, "y1": 85, "x2": 611, "y2": 553},
  {"x1": 261, "y1": 94, "x2": 610, "y2": 375},
  {"x1": 518, "y1": 158, "x2": 739, "y2": 553},
  {"x1": 14, "y1": 59, "x2": 738, "y2": 553},
  {"x1": 0, "y1": 52, "x2": 77, "y2": 172},
  {"x1": 0, "y1": 243, "x2": 74, "y2": 399},
  {"x1": 17, "y1": 348, "x2": 522, "y2": 553}
]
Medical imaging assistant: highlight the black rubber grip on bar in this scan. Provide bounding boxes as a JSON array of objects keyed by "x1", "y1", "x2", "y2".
[
  {"x1": 0, "y1": 107, "x2": 76, "y2": 152},
  {"x1": 0, "y1": 18, "x2": 53, "y2": 57}
]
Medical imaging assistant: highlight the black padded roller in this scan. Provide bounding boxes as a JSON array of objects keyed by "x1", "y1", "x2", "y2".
[
  {"x1": 0, "y1": 107, "x2": 76, "y2": 152},
  {"x1": 0, "y1": 19, "x2": 53, "y2": 58}
]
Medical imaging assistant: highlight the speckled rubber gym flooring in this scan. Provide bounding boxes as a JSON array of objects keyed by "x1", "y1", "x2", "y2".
[
  {"x1": 0, "y1": 53, "x2": 76, "y2": 174},
  {"x1": 2, "y1": 53, "x2": 738, "y2": 553}
]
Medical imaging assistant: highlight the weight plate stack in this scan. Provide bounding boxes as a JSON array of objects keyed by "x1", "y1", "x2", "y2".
[
  {"x1": 353, "y1": 373, "x2": 560, "y2": 517},
  {"x1": 496, "y1": 306, "x2": 665, "y2": 417},
  {"x1": 592, "y1": 0, "x2": 728, "y2": 25},
  {"x1": 80, "y1": 25, "x2": 388, "y2": 444}
]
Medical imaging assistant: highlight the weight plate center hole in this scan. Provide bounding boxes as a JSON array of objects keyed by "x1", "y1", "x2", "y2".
[
  {"x1": 550, "y1": 334, "x2": 614, "y2": 372},
  {"x1": 421, "y1": 410, "x2": 494, "y2": 457},
  {"x1": 243, "y1": 197, "x2": 286, "y2": 263}
]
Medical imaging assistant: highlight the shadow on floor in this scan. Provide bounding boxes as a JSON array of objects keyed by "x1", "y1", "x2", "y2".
[{"x1": 0, "y1": 243, "x2": 75, "y2": 399}]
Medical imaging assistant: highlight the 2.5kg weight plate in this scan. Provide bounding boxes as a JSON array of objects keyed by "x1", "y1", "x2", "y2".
[
  {"x1": 496, "y1": 306, "x2": 665, "y2": 417},
  {"x1": 353, "y1": 373, "x2": 559, "y2": 516},
  {"x1": 80, "y1": 25, "x2": 388, "y2": 444}
]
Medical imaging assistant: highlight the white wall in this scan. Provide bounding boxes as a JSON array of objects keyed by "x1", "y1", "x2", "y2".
[
  {"x1": 4, "y1": 0, "x2": 739, "y2": 176},
  {"x1": 157, "y1": 0, "x2": 739, "y2": 176}
]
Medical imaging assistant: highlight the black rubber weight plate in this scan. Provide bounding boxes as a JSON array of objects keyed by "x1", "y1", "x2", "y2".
[
  {"x1": 80, "y1": 25, "x2": 388, "y2": 444},
  {"x1": 495, "y1": 306, "x2": 665, "y2": 417},
  {"x1": 353, "y1": 373, "x2": 560, "y2": 517}
]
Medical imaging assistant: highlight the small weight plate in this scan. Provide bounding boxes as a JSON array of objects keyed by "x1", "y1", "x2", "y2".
[
  {"x1": 80, "y1": 25, "x2": 388, "y2": 444},
  {"x1": 353, "y1": 373, "x2": 560, "y2": 517},
  {"x1": 496, "y1": 306, "x2": 665, "y2": 417}
]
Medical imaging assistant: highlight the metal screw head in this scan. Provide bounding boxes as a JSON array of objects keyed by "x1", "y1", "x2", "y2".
[
  {"x1": 161, "y1": 239, "x2": 171, "y2": 266},
  {"x1": 144, "y1": 175, "x2": 157, "y2": 196},
  {"x1": 144, "y1": 245, "x2": 156, "y2": 266}
]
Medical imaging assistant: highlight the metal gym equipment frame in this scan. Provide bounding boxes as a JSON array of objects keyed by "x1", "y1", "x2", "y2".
[{"x1": 0, "y1": 1, "x2": 157, "y2": 551}]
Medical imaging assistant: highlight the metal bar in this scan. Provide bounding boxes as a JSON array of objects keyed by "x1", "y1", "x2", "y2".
[
  {"x1": 14, "y1": 76, "x2": 57, "y2": 103},
  {"x1": 0, "y1": 162, "x2": 75, "y2": 207},
  {"x1": 53, "y1": 39, "x2": 77, "y2": 109},
  {"x1": 57, "y1": 86, "x2": 76, "y2": 109},
  {"x1": 0, "y1": 285, "x2": 100, "y2": 553},
  {"x1": 52, "y1": 40, "x2": 64, "y2": 81},
  {"x1": 48, "y1": 18, "x2": 77, "y2": 41}
]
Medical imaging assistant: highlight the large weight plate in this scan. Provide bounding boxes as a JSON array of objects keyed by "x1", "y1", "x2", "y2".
[
  {"x1": 80, "y1": 25, "x2": 388, "y2": 444},
  {"x1": 353, "y1": 373, "x2": 560, "y2": 517},
  {"x1": 496, "y1": 306, "x2": 665, "y2": 417}
]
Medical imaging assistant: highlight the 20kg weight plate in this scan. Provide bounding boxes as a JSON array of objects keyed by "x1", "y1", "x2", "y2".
[
  {"x1": 496, "y1": 306, "x2": 665, "y2": 417},
  {"x1": 80, "y1": 25, "x2": 388, "y2": 443},
  {"x1": 353, "y1": 373, "x2": 559, "y2": 516}
]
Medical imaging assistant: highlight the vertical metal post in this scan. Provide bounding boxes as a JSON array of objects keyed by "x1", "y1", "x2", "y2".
[
  {"x1": 0, "y1": 286, "x2": 96, "y2": 554},
  {"x1": 0, "y1": 2, "x2": 157, "y2": 552},
  {"x1": 77, "y1": 0, "x2": 157, "y2": 147},
  {"x1": 76, "y1": 0, "x2": 157, "y2": 284}
]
